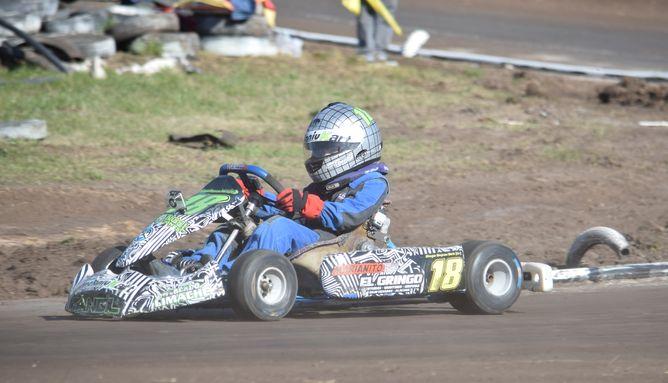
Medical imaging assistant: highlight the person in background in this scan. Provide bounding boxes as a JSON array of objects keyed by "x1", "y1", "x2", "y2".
[{"x1": 357, "y1": 0, "x2": 399, "y2": 62}]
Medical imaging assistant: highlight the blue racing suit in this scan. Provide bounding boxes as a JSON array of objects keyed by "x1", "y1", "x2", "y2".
[{"x1": 192, "y1": 162, "x2": 389, "y2": 267}]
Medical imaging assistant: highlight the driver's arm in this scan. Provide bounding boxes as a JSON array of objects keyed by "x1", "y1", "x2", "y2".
[{"x1": 317, "y1": 176, "x2": 388, "y2": 233}]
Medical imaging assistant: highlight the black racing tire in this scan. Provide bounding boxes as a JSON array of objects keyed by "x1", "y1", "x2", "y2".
[
  {"x1": 91, "y1": 245, "x2": 126, "y2": 273},
  {"x1": 229, "y1": 250, "x2": 297, "y2": 321},
  {"x1": 448, "y1": 241, "x2": 522, "y2": 314}
]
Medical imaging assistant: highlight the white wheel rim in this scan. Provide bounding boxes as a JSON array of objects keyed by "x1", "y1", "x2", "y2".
[
  {"x1": 256, "y1": 267, "x2": 287, "y2": 305},
  {"x1": 482, "y1": 259, "x2": 512, "y2": 297}
]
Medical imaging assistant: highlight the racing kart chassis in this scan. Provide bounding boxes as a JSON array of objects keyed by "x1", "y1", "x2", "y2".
[{"x1": 66, "y1": 165, "x2": 524, "y2": 320}]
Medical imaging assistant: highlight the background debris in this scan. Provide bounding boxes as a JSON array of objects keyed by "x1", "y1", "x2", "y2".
[
  {"x1": 0, "y1": 119, "x2": 48, "y2": 140},
  {"x1": 52, "y1": 33, "x2": 116, "y2": 58},
  {"x1": 0, "y1": 14, "x2": 41, "y2": 38},
  {"x1": 44, "y1": 13, "x2": 97, "y2": 35},
  {"x1": 168, "y1": 131, "x2": 237, "y2": 149},
  {"x1": 110, "y1": 12, "x2": 179, "y2": 43},
  {"x1": 202, "y1": 35, "x2": 278, "y2": 56},
  {"x1": 115, "y1": 57, "x2": 179, "y2": 75},
  {"x1": 129, "y1": 32, "x2": 200, "y2": 59},
  {"x1": 0, "y1": 0, "x2": 59, "y2": 20},
  {"x1": 638, "y1": 121, "x2": 668, "y2": 127}
]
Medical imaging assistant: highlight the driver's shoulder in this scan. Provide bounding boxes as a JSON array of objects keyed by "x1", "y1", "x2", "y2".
[{"x1": 349, "y1": 171, "x2": 388, "y2": 189}]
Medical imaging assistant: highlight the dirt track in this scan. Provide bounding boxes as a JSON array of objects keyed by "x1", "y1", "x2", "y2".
[
  {"x1": 2, "y1": 58, "x2": 668, "y2": 300},
  {"x1": 1, "y1": 280, "x2": 667, "y2": 383}
]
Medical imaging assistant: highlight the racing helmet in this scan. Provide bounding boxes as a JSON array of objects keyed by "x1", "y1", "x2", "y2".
[{"x1": 304, "y1": 102, "x2": 382, "y2": 183}]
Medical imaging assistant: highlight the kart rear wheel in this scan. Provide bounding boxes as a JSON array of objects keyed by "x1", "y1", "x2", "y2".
[
  {"x1": 91, "y1": 245, "x2": 126, "y2": 273},
  {"x1": 229, "y1": 250, "x2": 297, "y2": 321},
  {"x1": 448, "y1": 241, "x2": 522, "y2": 314}
]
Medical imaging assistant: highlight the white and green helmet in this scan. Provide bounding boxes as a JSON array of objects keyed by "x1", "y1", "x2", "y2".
[{"x1": 304, "y1": 102, "x2": 382, "y2": 183}]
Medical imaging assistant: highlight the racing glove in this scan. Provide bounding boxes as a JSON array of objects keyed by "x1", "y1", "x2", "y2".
[
  {"x1": 236, "y1": 177, "x2": 264, "y2": 198},
  {"x1": 276, "y1": 189, "x2": 324, "y2": 220},
  {"x1": 236, "y1": 178, "x2": 250, "y2": 198}
]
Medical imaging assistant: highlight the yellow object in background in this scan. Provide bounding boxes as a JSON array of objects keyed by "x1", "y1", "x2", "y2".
[
  {"x1": 341, "y1": 0, "x2": 402, "y2": 36},
  {"x1": 342, "y1": 0, "x2": 361, "y2": 15},
  {"x1": 174, "y1": 0, "x2": 234, "y2": 11},
  {"x1": 366, "y1": 0, "x2": 402, "y2": 35}
]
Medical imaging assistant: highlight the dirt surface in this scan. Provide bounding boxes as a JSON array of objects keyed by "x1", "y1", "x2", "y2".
[
  {"x1": 275, "y1": 0, "x2": 668, "y2": 70},
  {"x1": 2, "y1": 53, "x2": 668, "y2": 300},
  {"x1": 1, "y1": 280, "x2": 667, "y2": 383},
  {"x1": 599, "y1": 78, "x2": 668, "y2": 107}
]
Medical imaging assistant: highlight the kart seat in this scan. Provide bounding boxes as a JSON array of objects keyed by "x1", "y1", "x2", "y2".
[
  {"x1": 288, "y1": 204, "x2": 391, "y2": 279},
  {"x1": 288, "y1": 225, "x2": 377, "y2": 278}
]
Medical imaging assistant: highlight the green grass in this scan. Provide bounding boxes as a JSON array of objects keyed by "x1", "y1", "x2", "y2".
[
  {"x1": 0, "y1": 50, "x2": 511, "y2": 186},
  {"x1": 542, "y1": 145, "x2": 582, "y2": 162}
]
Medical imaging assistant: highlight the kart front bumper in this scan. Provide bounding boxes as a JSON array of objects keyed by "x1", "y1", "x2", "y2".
[{"x1": 65, "y1": 262, "x2": 226, "y2": 318}]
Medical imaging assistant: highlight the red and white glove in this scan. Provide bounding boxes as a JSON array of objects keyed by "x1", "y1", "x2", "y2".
[
  {"x1": 276, "y1": 189, "x2": 324, "y2": 220},
  {"x1": 236, "y1": 178, "x2": 264, "y2": 198}
]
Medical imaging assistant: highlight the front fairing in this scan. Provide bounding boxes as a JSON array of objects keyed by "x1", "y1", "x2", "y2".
[
  {"x1": 116, "y1": 175, "x2": 244, "y2": 268},
  {"x1": 65, "y1": 262, "x2": 226, "y2": 318}
]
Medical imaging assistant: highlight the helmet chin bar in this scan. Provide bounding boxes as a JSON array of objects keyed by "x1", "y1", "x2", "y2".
[{"x1": 308, "y1": 150, "x2": 355, "y2": 183}]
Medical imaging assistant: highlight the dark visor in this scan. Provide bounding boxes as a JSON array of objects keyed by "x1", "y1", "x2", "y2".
[{"x1": 304, "y1": 141, "x2": 359, "y2": 159}]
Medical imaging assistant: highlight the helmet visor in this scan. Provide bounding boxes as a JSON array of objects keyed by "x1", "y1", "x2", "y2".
[{"x1": 304, "y1": 141, "x2": 359, "y2": 160}]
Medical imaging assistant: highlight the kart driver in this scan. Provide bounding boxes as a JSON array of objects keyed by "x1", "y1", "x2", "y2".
[{"x1": 168, "y1": 102, "x2": 389, "y2": 270}]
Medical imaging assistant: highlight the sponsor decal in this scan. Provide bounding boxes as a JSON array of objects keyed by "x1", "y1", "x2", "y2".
[
  {"x1": 154, "y1": 282, "x2": 218, "y2": 309},
  {"x1": 164, "y1": 191, "x2": 233, "y2": 216},
  {"x1": 224, "y1": 164, "x2": 247, "y2": 171},
  {"x1": 322, "y1": 247, "x2": 464, "y2": 298},
  {"x1": 353, "y1": 107, "x2": 374, "y2": 125},
  {"x1": 325, "y1": 182, "x2": 341, "y2": 191},
  {"x1": 426, "y1": 250, "x2": 463, "y2": 259},
  {"x1": 158, "y1": 214, "x2": 189, "y2": 234},
  {"x1": 332, "y1": 262, "x2": 385, "y2": 276},
  {"x1": 106, "y1": 280, "x2": 120, "y2": 289},
  {"x1": 305, "y1": 130, "x2": 353, "y2": 144},
  {"x1": 73, "y1": 295, "x2": 123, "y2": 316},
  {"x1": 360, "y1": 274, "x2": 424, "y2": 287},
  {"x1": 215, "y1": 189, "x2": 239, "y2": 195},
  {"x1": 182, "y1": 191, "x2": 232, "y2": 215}
]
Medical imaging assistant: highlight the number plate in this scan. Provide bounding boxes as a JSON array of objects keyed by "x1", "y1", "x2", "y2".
[{"x1": 320, "y1": 246, "x2": 466, "y2": 299}]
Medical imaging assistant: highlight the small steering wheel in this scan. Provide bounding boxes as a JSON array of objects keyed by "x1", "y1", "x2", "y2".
[{"x1": 219, "y1": 163, "x2": 285, "y2": 196}]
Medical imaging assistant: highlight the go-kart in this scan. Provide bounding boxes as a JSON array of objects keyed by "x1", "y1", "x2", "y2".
[{"x1": 65, "y1": 164, "x2": 524, "y2": 320}]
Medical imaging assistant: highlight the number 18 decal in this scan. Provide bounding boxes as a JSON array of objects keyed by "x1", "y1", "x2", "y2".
[{"x1": 428, "y1": 257, "x2": 464, "y2": 292}]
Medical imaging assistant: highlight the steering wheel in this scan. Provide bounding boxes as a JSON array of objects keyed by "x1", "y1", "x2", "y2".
[
  {"x1": 219, "y1": 164, "x2": 304, "y2": 219},
  {"x1": 219, "y1": 164, "x2": 285, "y2": 195}
]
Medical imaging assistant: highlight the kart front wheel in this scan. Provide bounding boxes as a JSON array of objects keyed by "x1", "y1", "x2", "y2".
[
  {"x1": 229, "y1": 250, "x2": 297, "y2": 321},
  {"x1": 448, "y1": 241, "x2": 522, "y2": 314},
  {"x1": 91, "y1": 245, "x2": 126, "y2": 273}
]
